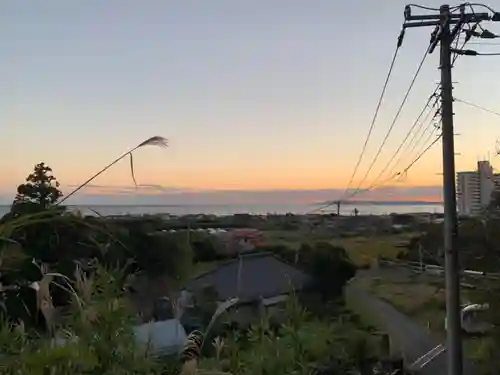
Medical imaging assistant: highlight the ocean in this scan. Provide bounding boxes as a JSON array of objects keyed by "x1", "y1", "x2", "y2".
[{"x1": 0, "y1": 203, "x2": 443, "y2": 217}]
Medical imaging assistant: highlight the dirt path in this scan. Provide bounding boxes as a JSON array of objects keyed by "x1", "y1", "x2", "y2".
[{"x1": 347, "y1": 274, "x2": 476, "y2": 375}]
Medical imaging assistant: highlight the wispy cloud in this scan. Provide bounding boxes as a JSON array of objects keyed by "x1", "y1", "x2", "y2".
[
  {"x1": 63, "y1": 184, "x2": 204, "y2": 195},
  {"x1": 351, "y1": 185, "x2": 442, "y2": 201},
  {"x1": 0, "y1": 184, "x2": 442, "y2": 205},
  {"x1": 55, "y1": 185, "x2": 442, "y2": 205}
]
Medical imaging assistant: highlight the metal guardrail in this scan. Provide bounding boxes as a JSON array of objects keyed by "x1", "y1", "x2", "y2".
[{"x1": 378, "y1": 259, "x2": 500, "y2": 280}]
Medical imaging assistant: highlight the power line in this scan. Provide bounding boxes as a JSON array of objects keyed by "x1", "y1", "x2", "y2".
[
  {"x1": 401, "y1": 145, "x2": 441, "y2": 181},
  {"x1": 397, "y1": 136, "x2": 442, "y2": 183},
  {"x1": 349, "y1": 44, "x2": 431, "y2": 198},
  {"x1": 340, "y1": 3, "x2": 487, "y2": 207},
  {"x1": 408, "y1": 109, "x2": 441, "y2": 156},
  {"x1": 349, "y1": 125, "x2": 442, "y2": 200},
  {"x1": 343, "y1": 118, "x2": 442, "y2": 201},
  {"x1": 451, "y1": 11, "x2": 500, "y2": 57},
  {"x1": 455, "y1": 97, "x2": 500, "y2": 116},
  {"x1": 366, "y1": 88, "x2": 439, "y2": 189},
  {"x1": 453, "y1": 48, "x2": 500, "y2": 55},
  {"x1": 348, "y1": 172, "x2": 400, "y2": 200},
  {"x1": 401, "y1": 107, "x2": 442, "y2": 164},
  {"x1": 406, "y1": 4, "x2": 442, "y2": 11},
  {"x1": 342, "y1": 30, "x2": 405, "y2": 198},
  {"x1": 387, "y1": 97, "x2": 440, "y2": 177},
  {"x1": 452, "y1": 24, "x2": 469, "y2": 64},
  {"x1": 464, "y1": 3, "x2": 488, "y2": 32},
  {"x1": 463, "y1": 2, "x2": 499, "y2": 15},
  {"x1": 406, "y1": 4, "x2": 464, "y2": 12},
  {"x1": 354, "y1": 103, "x2": 440, "y2": 199},
  {"x1": 452, "y1": 17, "x2": 486, "y2": 65},
  {"x1": 458, "y1": 40, "x2": 500, "y2": 44},
  {"x1": 310, "y1": 120, "x2": 442, "y2": 214},
  {"x1": 406, "y1": 120, "x2": 442, "y2": 174},
  {"x1": 337, "y1": 90, "x2": 440, "y2": 209}
]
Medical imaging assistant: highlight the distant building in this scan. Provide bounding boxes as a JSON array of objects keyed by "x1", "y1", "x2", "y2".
[
  {"x1": 218, "y1": 228, "x2": 264, "y2": 255},
  {"x1": 457, "y1": 161, "x2": 500, "y2": 216}
]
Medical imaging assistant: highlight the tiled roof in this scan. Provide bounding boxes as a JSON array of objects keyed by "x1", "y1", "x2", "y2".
[{"x1": 185, "y1": 252, "x2": 311, "y2": 301}]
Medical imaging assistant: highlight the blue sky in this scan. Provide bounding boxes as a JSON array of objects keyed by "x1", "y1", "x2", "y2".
[{"x1": 0, "y1": 1, "x2": 499, "y2": 204}]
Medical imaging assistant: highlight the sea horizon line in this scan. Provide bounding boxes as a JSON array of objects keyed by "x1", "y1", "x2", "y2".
[{"x1": 0, "y1": 201, "x2": 444, "y2": 207}]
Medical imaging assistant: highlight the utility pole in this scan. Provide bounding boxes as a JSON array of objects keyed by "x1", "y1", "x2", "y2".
[
  {"x1": 403, "y1": 4, "x2": 494, "y2": 375},
  {"x1": 440, "y1": 6, "x2": 463, "y2": 375}
]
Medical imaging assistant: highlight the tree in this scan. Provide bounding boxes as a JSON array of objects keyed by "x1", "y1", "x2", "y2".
[
  {"x1": 11, "y1": 162, "x2": 63, "y2": 215},
  {"x1": 130, "y1": 231, "x2": 193, "y2": 282},
  {"x1": 305, "y1": 242, "x2": 357, "y2": 302},
  {"x1": 192, "y1": 235, "x2": 223, "y2": 262}
]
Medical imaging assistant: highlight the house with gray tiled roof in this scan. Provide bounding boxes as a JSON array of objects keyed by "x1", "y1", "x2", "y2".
[{"x1": 182, "y1": 252, "x2": 312, "y2": 328}]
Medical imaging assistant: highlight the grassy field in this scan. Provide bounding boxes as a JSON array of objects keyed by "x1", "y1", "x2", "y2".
[
  {"x1": 262, "y1": 230, "x2": 412, "y2": 265},
  {"x1": 332, "y1": 235, "x2": 409, "y2": 266}
]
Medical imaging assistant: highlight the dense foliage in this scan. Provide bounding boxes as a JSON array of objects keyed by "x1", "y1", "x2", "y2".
[
  {"x1": 262, "y1": 241, "x2": 357, "y2": 302},
  {"x1": 303, "y1": 241, "x2": 357, "y2": 302}
]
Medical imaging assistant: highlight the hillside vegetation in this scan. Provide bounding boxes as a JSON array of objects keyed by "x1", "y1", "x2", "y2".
[{"x1": 0, "y1": 161, "x2": 413, "y2": 374}]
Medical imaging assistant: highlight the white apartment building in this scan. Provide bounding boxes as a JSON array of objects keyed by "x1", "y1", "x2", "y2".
[{"x1": 456, "y1": 161, "x2": 500, "y2": 216}]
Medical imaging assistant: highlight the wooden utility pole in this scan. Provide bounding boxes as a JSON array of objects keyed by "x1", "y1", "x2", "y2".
[
  {"x1": 438, "y1": 7, "x2": 463, "y2": 375},
  {"x1": 403, "y1": 4, "x2": 495, "y2": 374}
]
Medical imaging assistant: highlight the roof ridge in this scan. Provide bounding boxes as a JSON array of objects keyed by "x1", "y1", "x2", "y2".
[{"x1": 188, "y1": 251, "x2": 279, "y2": 282}]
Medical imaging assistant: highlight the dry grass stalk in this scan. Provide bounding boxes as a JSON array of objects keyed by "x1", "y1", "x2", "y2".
[
  {"x1": 72, "y1": 266, "x2": 101, "y2": 324},
  {"x1": 33, "y1": 263, "x2": 56, "y2": 334},
  {"x1": 110, "y1": 298, "x2": 120, "y2": 312},
  {"x1": 59, "y1": 135, "x2": 168, "y2": 204},
  {"x1": 74, "y1": 265, "x2": 93, "y2": 304},
  {"x1": 170, "y1": 296, "x2": 186, "y2": 320},
  {"x1": 212, "y1": 336, "x2": 225, "y2": 361}
]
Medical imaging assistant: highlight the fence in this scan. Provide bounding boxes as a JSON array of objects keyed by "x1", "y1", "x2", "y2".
[{"x1": 378, "y1": 259, "x2": 500, "y2": 281}]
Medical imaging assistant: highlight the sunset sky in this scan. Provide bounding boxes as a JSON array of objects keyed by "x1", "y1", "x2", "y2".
[{"x1": 1, "y1": 0, "x2": 499, "y2": 204}]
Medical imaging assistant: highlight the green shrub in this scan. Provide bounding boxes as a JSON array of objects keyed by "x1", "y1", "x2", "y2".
[
  {"x1": 191, "y1": 234, "x2": 224, "y2": 262},
  {"x1": 301, "y1": 242, "x2": 357, "y2": 302}
]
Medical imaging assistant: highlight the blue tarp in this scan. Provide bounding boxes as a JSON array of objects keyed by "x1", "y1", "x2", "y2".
[{"x1": 133, "y1": 319, "x2": 187, "y2": 356}]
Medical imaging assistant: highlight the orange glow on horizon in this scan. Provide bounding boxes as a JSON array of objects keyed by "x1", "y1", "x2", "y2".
[
  {"x1": 0, "y1": 175, "x2": 443, "y2": 195},
  {"x1": 0, "y1": 156, "x2": 445, "y2": 195}
]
